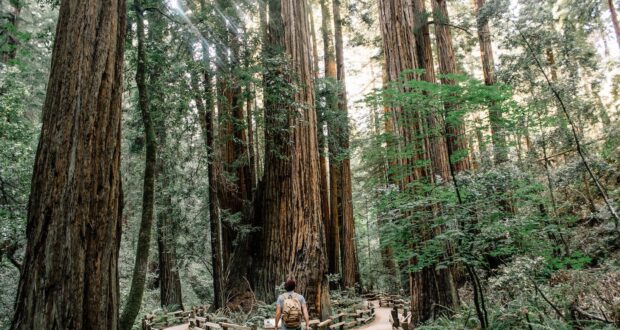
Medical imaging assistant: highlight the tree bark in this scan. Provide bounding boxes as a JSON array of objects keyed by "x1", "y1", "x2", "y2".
[
  {"x1": 11, "y1": 0, "x2": 125, "y2": 328},
  {"x1": 379, "y1": 0, "x2": 457, "y2": 324},
  {"x1": 313, "y1": 1, "x2": 333, "y2": 286},
  {"x1": 206, "y1": 67, "x2": 225, "y2": 309},
  {"x1": 432, "y1": 0, "x2": 471, "y2": 172},
  {"x1": 214, "y1": 0, "x2": 255, "y2": 306},
  {"x1": 375, "y1": 65, "x2": 399, "y2": 289},
  {"x1": 411, "y1": 0, "x2": 458, "y2": 323},
  {"x1": 332, "y1": 0, "x2": 360, "y2": 289},
  {"x1": 153, "y1": 20, "x2": 183, "y2": 308},
  {"x1": 254, "y1": 0, "x2": 330, "y2": 318},
  {"x1": 120, "y1": 3, "x2": 157, "y2": 329},
  {"x1": 474, "y1": 0, "x2": 508, "y2": 165},
  {"x1": 319, "y1": 0, "x2": 341, "y2": 278},
  {"x1": 157, "y1": 181, "x2": 184, "y2": 310}
]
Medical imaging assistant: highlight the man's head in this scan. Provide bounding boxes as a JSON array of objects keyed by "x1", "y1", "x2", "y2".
[{"x1": 284, "y1": 279, "x2": 296, "y2": 292}]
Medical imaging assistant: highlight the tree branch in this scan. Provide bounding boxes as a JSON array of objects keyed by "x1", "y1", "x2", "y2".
[
  {"x1": 530, "y1": 277, "x2": 566, "y2": 321},
  {"x1": 427, "y1": 21, "x2": 473, "y2": 35}
]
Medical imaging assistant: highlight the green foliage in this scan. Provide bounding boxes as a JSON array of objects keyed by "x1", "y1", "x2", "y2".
[
  {"x1": 0, "y1": 68, "x2": 38, "y2": 330},
  {"x1": 547, "y1": 250, "x2": 592, "y2": 270}
]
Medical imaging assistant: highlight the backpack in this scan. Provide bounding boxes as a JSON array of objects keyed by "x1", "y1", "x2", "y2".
[{"x1": 281, "y1": 293, "x2": 302, "y2": 328}]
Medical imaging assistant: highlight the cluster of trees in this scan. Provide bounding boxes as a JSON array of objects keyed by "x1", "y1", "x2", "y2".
[
  {"x1": 1, "y1": 0, "x2": 361, "y2": 327},
  {"x1": 1, "y1": 0, "x2": 619, "y2": 329},
  {"x1": 355, "y1": 0, "x2": 620, "y2": 327}
]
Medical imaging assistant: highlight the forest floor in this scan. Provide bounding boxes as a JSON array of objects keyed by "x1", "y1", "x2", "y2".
[
  {"x1": 352, "y1": 301, "x2": 391, "y2": 330},
  {"x1": 165, "y1": 323, "x2": 190, "y2": 330}
]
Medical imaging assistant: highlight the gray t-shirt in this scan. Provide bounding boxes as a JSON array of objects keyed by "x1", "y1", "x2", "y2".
[{"x1": 277, "y1": 291, "x2": 306, "y2": 309}]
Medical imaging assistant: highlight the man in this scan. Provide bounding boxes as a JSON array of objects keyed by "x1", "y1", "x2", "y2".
[{"x1": 275, "y1": 279, "x2": 311, "y2": 330}]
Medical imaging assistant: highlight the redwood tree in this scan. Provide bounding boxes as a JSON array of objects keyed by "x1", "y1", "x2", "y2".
[
  {"x1": 254, "y1": 0, "x2": 330, "y2": 318},
  {"x1": 332, "y1": 0, "x2": 359, "y2": 289},
  {"x1": 474, "y1": 0, "x2": 508, "y2": 165},
  {"x1": 432, "y1": 0, "x2": 471, "y2": 173},
  {"x1": 379, "y1": 0, "x2": 458, "y2": 325},
  {"x1": 319, "y1": 0, "x2": 341, "y2": 280},
  {"x1": 214, "y1": 0, "x2": 254, "y2": 306},
  {"x1": 11, "y1": 0, "x2": 126, "y2": 328}
]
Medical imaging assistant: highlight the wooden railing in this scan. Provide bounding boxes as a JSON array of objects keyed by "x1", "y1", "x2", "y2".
[
  {"x1": 387, "y1": 299, "x2": 411, "y2": 330},
  {"x1": 142, "y1": 303, "x2": 376, "y2": 330}
]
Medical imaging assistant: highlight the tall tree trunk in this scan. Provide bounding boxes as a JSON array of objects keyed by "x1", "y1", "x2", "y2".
[
  {"x1": 157, "y1": 175, "x2": 184, "y2": 310},
  {"x1": 332, "y1": 0, "x2": 359, "y2": 289},
  {"x1": 120, "y1": 4, "x2": 157, "y2": 329},
  {"x1": 411, "y1": 0, "x2": 458, "y2": 323},
  {"x1": 413, "y1": 0, "x2": 450, "y2": 180},
  {"x1": 374, "y1": 64, "x2": 400, "y2": 290},
  {"x1": 149, "y1": 6, "x2": 183, "y2": 311},
  {"x1": 243, "y1": 34, "x2": 258, "y2": 194},
  {"x1": 379, "y1": 0, "x2": 457, "y2": 324},
  {"x1": 609, "y1": 0, "x2": 620, "y2": 50},
  {"x1": 432, "y1": 0, "x2": 471, "y2": 172},
  {"x1": 254, "y1": 0, "x2": 330, "y2": 318},
  {"x1": 474, "y1": 0, "x2": 507, "y2": 165},
  {"x1": 313, "y1": 2, "x2": 333, "y2": 286},
  {"x1": 214, "y1": 0, "x2": 254, "y2": 305},
  {"x1": 205, "y1": 68, "x2": 225, "y2": 309},
  {"x1": 319, "y1": 0, "x2": 341, "y2": 278},
  {"x1": 189, "y1": 2, "x2": 225, "y2": 307},
  {"x1": 11, "y1": 0, "x2": 125, "y2": 328},
  {"x1": 247, "y1": 86, "x2": 258, "y2": 191}
]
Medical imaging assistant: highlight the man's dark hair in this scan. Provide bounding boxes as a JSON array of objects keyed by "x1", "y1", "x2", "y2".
[{"x1": 284, "y1": 279, "x2": 296, "y2": 291}]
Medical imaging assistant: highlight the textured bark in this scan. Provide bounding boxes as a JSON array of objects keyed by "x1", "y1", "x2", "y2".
[
  {"x1": 247, "y1": 88, "x2": 258, "y2": 191},
  {"x1": 154, "y1": 25, "x2": 183, "y2": 308},
  {"x1": 0, "y1": 0, "x2": 21, "y2": 63},
  {"x1": 319, "y1": 0, "x2": 341, "y2": 278},
  {"x1": 242, "y1": 24, "x2": 258, "y2": 192},
  {"x1": 411, "y1": 0, "x2": 458, "y2": 323},
  {"x1": 379, "y1": 0, "x2": 457, "y2": 325},
  {"x1": 313, "y1": 2, "x2": 333, "y2": 284},
  {"x1": 10, "y1": 0, "x2": 125, "y2": 328},
  {"x1": 432, "y1": 0, "x2": 471, "y2": 172},
  {"x1": 206, "y1": 72, "x2": 225, "y2": 309},
  {"x1": 609, "y1": 0, "x2": 620, "y2": 50},
  {"x1": 474, "y1": 0, "x2": 507, "y2": 165},
  {"x1": 120, "y1": 4, "x2": 157, "y2": 329},
  {"x1": 157, "y1": 185, "x2": 184, "y2": 310},
  {"x1": 332, "y1": 0, "x2": 359, "y2": 289},
  {"x1": 254, "y1": 0, "x2": 329, "y2": 318},
  {"x1": 375, "y1": 66, "x2": 399, "y2": 288},
  {"x1": 413, "y1": 0, "x2": 450, "y2": 181}
]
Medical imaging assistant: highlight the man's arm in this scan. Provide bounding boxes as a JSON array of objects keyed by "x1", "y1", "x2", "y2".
[
  {"x1": 275, "y1": 304, "x2": 282, "y2": 329},
  {"x1": 302, "y1": 304, "x2": 310, "y2": 329}
]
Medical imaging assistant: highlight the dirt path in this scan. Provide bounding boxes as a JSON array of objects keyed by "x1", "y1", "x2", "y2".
[
  {"x1": 164, "y1": 323, "x2": 189, "y2": 330},
  {"x1": 353, "y1": 302, "x2": 392, "y2": 330}
]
